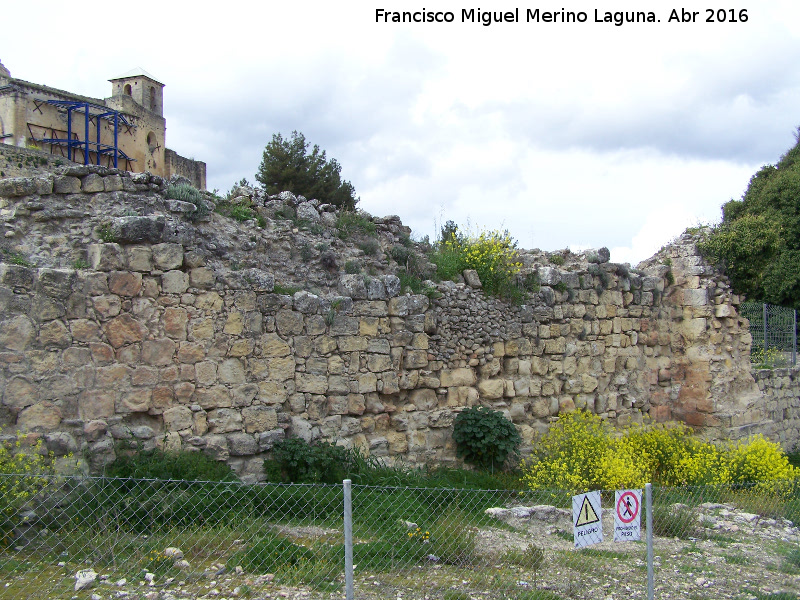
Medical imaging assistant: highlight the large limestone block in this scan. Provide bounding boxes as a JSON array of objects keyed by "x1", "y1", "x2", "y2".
[
  {"x1": 261, "y1": 333, "x2": 291, "y2": 357},
  {"x1": 478, "y1": 379, "x2": 505, "y2": 400},
  {"x1": 162, "y1": 271, "x2": 189, "y2": 294},
  {"x1": 228, "y1": 433, "x2": 258, "y2": 456},
  {"x1": 118, "y1": 389, "x2": 152, "y2": 413},
  {"x1": 403, "y1": 350, "x2": 428, "y2": 369},
  {"x1": 208, "y1": 408, "x2": 243, "y2": 433},
  {"x1": 410, "y1": 388, "x2": 438, "y2": 410},
  {"x1": 242, "y1": 406, "x2": 278, "y2": 433},
  {"x1": 219, "y1": 358, "x2": 246, "y2": 384},
  {"x1": 195, "y1": 386, "x2": 232, "y2": 409},
  {"x1": 17, "y1": 401, "x2": 62, "y2": 430},
  {"x1": 440, "y1": 368, "x2": 476, "y2": 387},
  {"x1": 88, "y1": 244, "x2": 124, "y2": 271},
  {"x1": 296, "y1": 373, "x2": 328, "y2": 394},
  {"x1": 683, "y1": 288, "x2": 708, "y2": 307},
  {"x1": 164, "y1": 406, "x2": 193, "y2": 431}
]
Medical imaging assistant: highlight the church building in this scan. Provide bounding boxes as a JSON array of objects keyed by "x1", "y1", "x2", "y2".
[{"x1": 0, "y1": 61, "x2": 205, "y2": 189}]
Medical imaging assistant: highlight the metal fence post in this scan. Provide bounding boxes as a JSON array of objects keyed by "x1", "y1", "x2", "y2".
[
  {"x1": 344, "y1": 479, "x2": 354, "y2": 600},
  {"x1": 646, "y1": 483, "x2": 654, "y2": 600},
  {"x1": 764, "y1": 303, "x2": 768, "y2": 357}
]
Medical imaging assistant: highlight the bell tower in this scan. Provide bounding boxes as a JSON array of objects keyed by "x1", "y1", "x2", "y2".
[{"x1": 109, "y1": 68, "x2": 164, "y2": 116}]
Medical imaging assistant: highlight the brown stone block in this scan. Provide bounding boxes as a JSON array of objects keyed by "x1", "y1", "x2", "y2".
[
  {"x1": 175, "y1": 382, "x2": 196, "y2": 402},
  {"x1": 80, "y1": 390, "x2": 115, "y2": 420},
  {"x1": 118, "y1": 389, "x2": 152, "y2": 413},
  {"x1": 142, "y1": 338, "x2": 176, "y2": 366},
  {"x1": 178, "y1": 341, "x2": 206, "y2": 364},
  {"x1": 684, "y1": 412, "x2": 705, "y2": 427},
  {"x1": 108, "y1": 271, "x2": 142, "y2": 297},
  {"x1": 103, "y1": 314, "x2": 145, "y2": 348},
  {"x1": 37, "y1": 320, "x2": 71, "y2": 348},
  {"x1": 649, "y1": 404, "x2": 671, "y2": 423},
  {"x1": 3, "y1": 377, "x2": 37, "y2": 410},
  {"x1": 90, "y1": 342, "x2": 115, "y2": 365},
  {"x1": 164, "y1": 307, "x2": 189, "y2": 340},
  {"x1": 70, "y1": 319, "x2": 102, "y2": 342},
  {"x1": 17, "y1": 401, "x2": 62, "y2": 430}
]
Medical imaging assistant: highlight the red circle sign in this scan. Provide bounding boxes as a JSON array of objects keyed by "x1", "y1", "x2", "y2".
[{"x1": 616, "y1": 491, "x2": 640, "y2": 524}]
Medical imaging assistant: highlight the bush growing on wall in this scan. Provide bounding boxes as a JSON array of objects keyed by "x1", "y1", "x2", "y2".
[{"x1": 430, "y1": 223, "x2": 523, "y2": 299}]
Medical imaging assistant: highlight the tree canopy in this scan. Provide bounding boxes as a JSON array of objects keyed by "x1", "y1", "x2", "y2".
[
  {"x1": 255, "y1": 131, "x2": 358, "y2": 210},
  {"x1": 699, "y1": 135, "x2": 800, "y2": 309}
]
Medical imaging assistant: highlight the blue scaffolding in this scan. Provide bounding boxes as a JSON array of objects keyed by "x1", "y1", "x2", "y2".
[{"x1": 33, "y1": 100, "x2": 135, "y2": 168}]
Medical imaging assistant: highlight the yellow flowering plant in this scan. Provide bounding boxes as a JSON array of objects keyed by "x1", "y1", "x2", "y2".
[
  {"x1": 521, "y1": 411, "x2": 797, "y2": 494},
  {"x1": 0, "y1": 431, "x2": 54, "y2": 540},
  {"x1": 431, "y1": 223, "x2": 523, "y2": 299}
]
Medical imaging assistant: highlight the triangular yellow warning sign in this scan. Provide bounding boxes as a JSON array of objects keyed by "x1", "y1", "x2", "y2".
[{"x1": 575, "y1": 495, "x2": 600, "y2": 526}]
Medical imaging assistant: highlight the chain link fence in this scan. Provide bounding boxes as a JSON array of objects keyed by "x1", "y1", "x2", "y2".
[
  {"x1": 1, "y1": 474, "x2": 799, "y2": 599},
  {"x1": 741, "y1": 301, "x2": 797, "y2": 368}
]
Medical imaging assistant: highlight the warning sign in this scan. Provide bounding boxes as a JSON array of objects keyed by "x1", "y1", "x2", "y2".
[
  {"x1": 572, "y1": 491, "x2": 603, "y2": 548},
  {"x1": 614, "y1": 489, "x2": 642, "y2": 542}
]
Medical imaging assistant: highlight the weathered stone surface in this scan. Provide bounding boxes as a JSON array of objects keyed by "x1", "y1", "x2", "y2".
[
  {"x1": 88, "y1": 243, "x2": 125, "y2": 271},
  {"x1": 162, "y1": 270, "x2": 189, "y2": 294},
  {"x1": 338, "y1": 274, "x2": 367, "y2": 299},
  {"x1": 242, "y1": 406, "x2": 278, "y2": 432},
  {"x1": 152, "y1": 243, "x2": 184, "y2": 270},
  {"x1": 18, "y1": 401, "x2": 62, "y2": 430},
  {"x1": 142, "y1": 338, "x2": 176, "y2": 365},
  {"x1": 108, "y1": 271, "x2": 142, "y2": 297},
  {"x1": 440, "y1": 368, "x2": 477, "y2": 387},
  {"x1": 0, "y1": 315, "x2": 35, "y2": 350},
  {"x1": 164, "y1": 406, "x2": 193, "y2": 431},
  {"x1": 102, "y1": 315, "x2": 145, "y2": 348},
  {"x1": 228, "y1": 432, "x2": 258, "y2": 455}
]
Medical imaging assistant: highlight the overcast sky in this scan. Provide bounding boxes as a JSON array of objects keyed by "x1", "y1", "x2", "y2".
[{"x1": 4, "y1": 0, "x2": 800, "y2": 264}]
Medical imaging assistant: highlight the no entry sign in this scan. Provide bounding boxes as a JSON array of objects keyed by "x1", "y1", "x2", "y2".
[{"x1": 614, "y1": 489, "x2": 642, "y2": 541}]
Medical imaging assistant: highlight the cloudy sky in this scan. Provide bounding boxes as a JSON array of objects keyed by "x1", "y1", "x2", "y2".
[{"x1": 4, "y1": 0, "x2": 800, "y2": 264}]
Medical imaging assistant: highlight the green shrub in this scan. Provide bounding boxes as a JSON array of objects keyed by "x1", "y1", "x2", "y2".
[
  {"x1": 358, "y1": 240, "x2": 379, "y2": 256},
  {"x1": 228, "y1": 534, "x2": 316, "y2": 574},
  {"x1": 652, "y1": 504, "x2": 696, "y2": 539},
  {"x1": 336, "y1": 211, "x2": 376, "y2": 239},
  {"x1": 453, "y1": 407, "x2": 521, "y2": 470},
  {"x1": 104, "y1": 447, "x2": 237, "y2": 482},
  {"x1": 266, "y1": 437, "x2": 351, "y2": 484},
  {"x1": 344, "y1": 260, "x2": 361, "y2": 274},
  {"x1": 389, "y1": 245, "x2": 412, "y2": 266},
  {"x1": 165, "y1": 182, "x2": 208, "y2": 220}
]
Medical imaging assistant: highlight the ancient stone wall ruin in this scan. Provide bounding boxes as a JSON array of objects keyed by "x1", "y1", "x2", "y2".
[{"x1": 0, "y1": 168, "x2": 797, "y2": 481}]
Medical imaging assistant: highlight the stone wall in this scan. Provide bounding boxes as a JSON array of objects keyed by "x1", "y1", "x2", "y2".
[
  {"x1": 751, "y1": 368, "x2": 800, "y2": 450},
  {"x1": 0, "y1": 170, "x2": 797, "y2": 480},
  {"x1": 165, "y1": 149, "x2": 206, "y2": 191}
]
